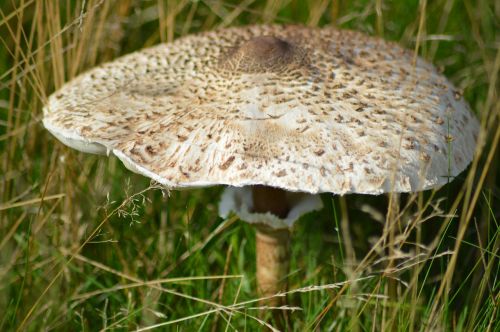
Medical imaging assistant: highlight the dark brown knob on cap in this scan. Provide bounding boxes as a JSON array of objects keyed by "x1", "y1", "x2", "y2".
[
  {"x1": 240, "y1": 36, "x2": 293, "y2": 62},
  {"x1": 219, "y1": 35, "x2": 304, "y2": 73}
]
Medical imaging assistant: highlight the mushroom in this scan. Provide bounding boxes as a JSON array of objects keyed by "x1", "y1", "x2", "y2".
[{"x1": 43, "y1": 25, "x2": 479, "y2": 303}]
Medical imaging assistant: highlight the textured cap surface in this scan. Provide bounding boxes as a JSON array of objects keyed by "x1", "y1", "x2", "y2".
[{"x1": 43, "y1": 25, "x2": 479, "y2": 194}]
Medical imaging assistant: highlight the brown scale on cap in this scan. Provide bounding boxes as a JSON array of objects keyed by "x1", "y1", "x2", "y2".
[{"x1": 43, "y1": 25, "x2": 479, "y2": 194}]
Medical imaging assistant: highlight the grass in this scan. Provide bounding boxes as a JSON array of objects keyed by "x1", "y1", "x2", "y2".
[{"x1": 0, "y1": 0, "x2": 498, "y2": 330}]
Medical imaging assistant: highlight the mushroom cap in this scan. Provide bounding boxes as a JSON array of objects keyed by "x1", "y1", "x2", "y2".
[{"x1": 43, "y1": 25, "x2": 479, "y2": 195}]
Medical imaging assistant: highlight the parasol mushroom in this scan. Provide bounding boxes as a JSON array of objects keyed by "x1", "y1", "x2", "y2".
[{"x1": 43, "y1": 25, "x2": 479, "y2": 304}]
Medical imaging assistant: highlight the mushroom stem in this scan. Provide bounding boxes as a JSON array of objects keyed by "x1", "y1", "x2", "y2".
[
  {"x1": 251, "y1": 186, "x2": 291, "y2": 303},
  {"x1": 255, "y1": 226, "x2": 290, "y2": 301}
]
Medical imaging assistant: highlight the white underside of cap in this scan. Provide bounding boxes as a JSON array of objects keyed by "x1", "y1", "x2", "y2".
[
  {"x1": 43, "y1": 119, "x2": 108, "y2": 155},
  {"x1": 218, "y1": 186, "x2": 323, "y2": 229}
]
